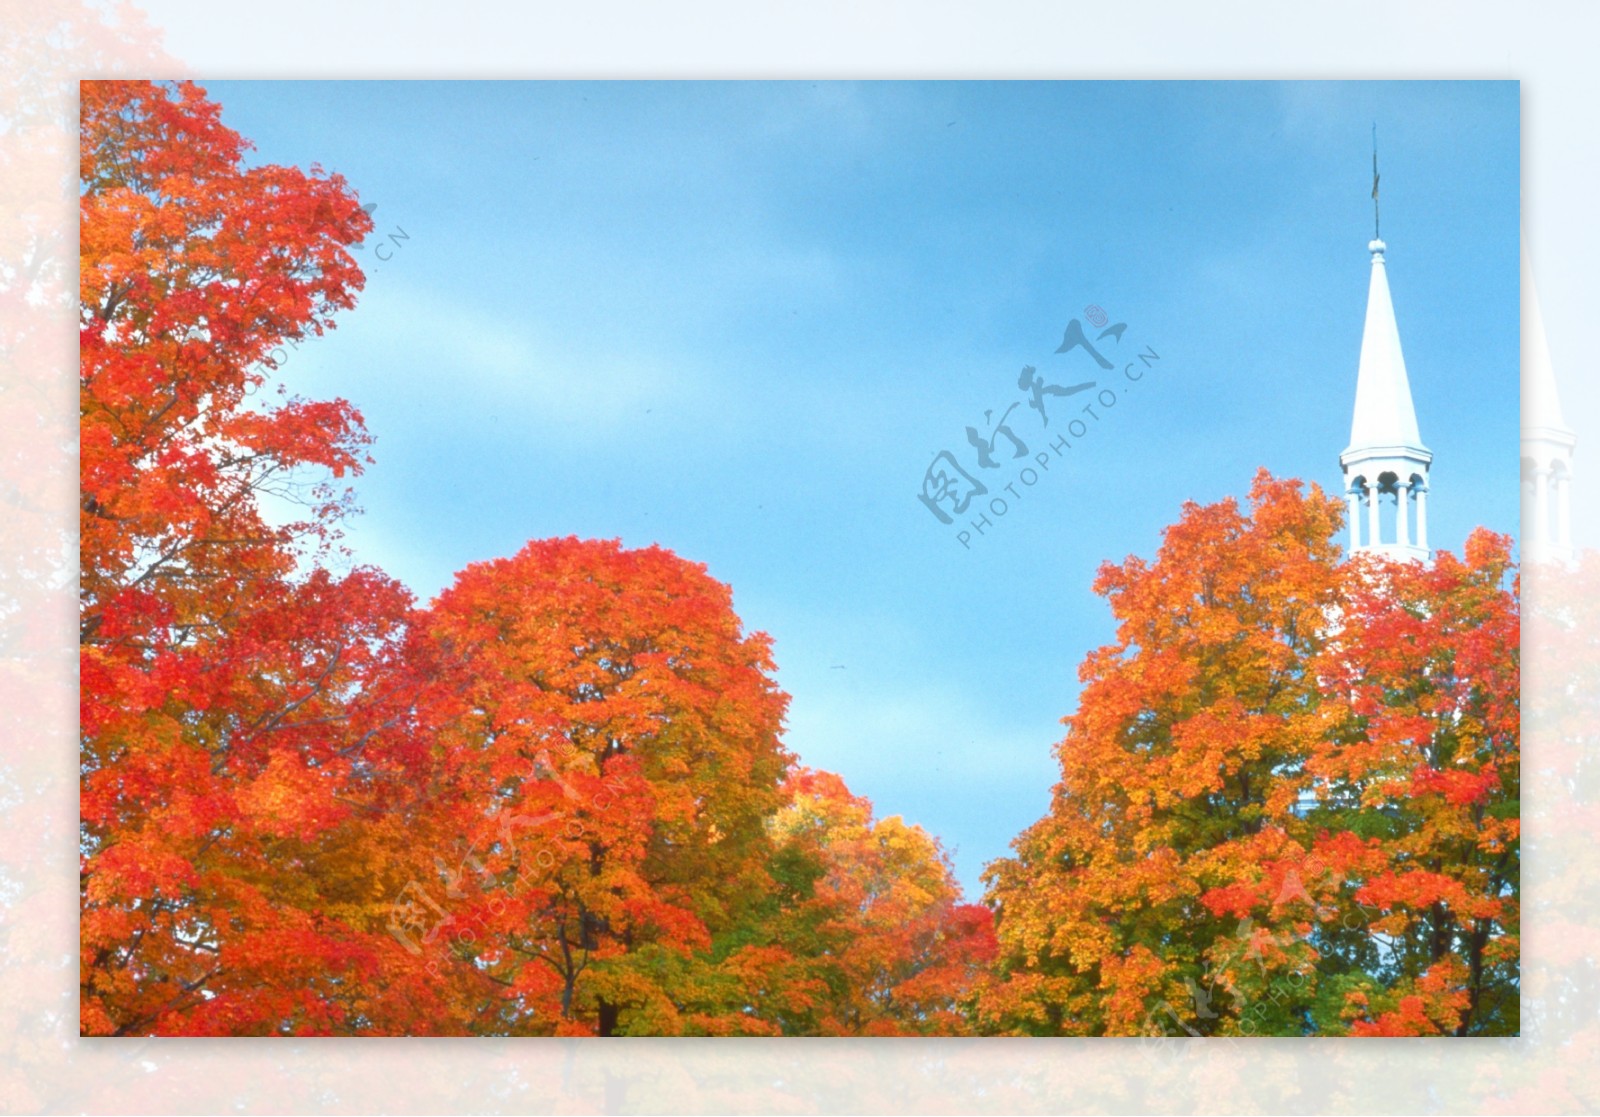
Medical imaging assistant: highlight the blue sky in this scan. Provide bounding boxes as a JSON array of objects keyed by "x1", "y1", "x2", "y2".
[{"x1": 205, "y1": 80, "x2": 1521, "y2": 898}]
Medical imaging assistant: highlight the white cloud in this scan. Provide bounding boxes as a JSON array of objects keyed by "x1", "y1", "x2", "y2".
[{"x1": 339, "y1": 279, "x2": 712, "y2": 429}]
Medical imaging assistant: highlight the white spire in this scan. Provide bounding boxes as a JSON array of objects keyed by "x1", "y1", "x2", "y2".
[
  {"x1": 1346, "y1": 241, "x2": 1426, "y2": 454},
  {"x1": 1341, "y1": 239, "x2": 1432, "y2": 562},
  {"x1": 1523, "y1": 262, "x2": 1568, "y2": 431},
  {"x1": 1522, "y1": 241, "x2": 1575, "y2": 564}
]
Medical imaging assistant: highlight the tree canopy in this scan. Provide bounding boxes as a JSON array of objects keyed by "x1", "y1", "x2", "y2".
[
  {"x1": 979, "y1": 472, "x2": 1519, "y2": 1036},
  {"x1": 80, "y1": 81, "x2": 1518, "y2": 1038}
]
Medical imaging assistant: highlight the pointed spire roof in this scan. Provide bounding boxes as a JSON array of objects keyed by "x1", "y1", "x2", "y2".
[
  {"x1": 1345, "y1": 240, "x2": 1428, "y2": 455},
  {"x1": 1522, "y1": 241, "x2": 1570, "y2": 435}
]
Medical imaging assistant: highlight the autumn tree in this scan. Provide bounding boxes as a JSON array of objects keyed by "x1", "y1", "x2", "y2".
[
  {"x1": 755, "y1": 767, "x2": 996, "y2": 1035},
  {"x1": 79, "y1": 80, "x2": 445, "y2": 1035},
  {"x1": 1513, "y1": 548, "x2": 1600, "y2": 1106},
  {"x1": 387, "y1": 540, "x2": 1001, "y2": 1038},
  {"x1": 1302, "y1": 532, "x2": 1520, "y2": 1036},
  {"x1": 399, "y1": 537, "x2": 794, "y2": 1036},
  {"x1": 978, "y1": 470, "x2": 1519, "y2": 1037}
]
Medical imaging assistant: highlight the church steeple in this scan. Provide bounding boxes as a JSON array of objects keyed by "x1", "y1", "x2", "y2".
[
  {"x1": 1340, "y1": 236, "x2": 1433, "y2": 561},
  {"x1": 1522, "y1": 242, "x2": 1575, "y2": 564}
]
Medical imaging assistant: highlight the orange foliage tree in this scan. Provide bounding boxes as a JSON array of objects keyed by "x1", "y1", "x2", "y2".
[
  {"x1": 390, "y1": 544, "x2": 995, "y2": 1036},
  {"x1": 978, "y1": 471, "x2": 1519, "y2": 1036},
  {"x1": 79, "y1": 79, "x2": 446, "y2": 1035},
  {"x1": 396, "y1": 537, "x2": 794, "y2": 1035},
  {"x1": 756, "y1": 768, "x2": 996, "y2": 1035}
]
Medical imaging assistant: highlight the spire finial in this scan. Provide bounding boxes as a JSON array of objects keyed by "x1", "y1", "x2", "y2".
[{"x1": 1371, "y1": 123, "x2": 1381, "y2": 242}]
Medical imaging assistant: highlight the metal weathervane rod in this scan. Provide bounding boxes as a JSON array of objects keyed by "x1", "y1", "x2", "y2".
[{"x1": 1372, "y1": 123, "x2": 1381, "y2": 241}]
